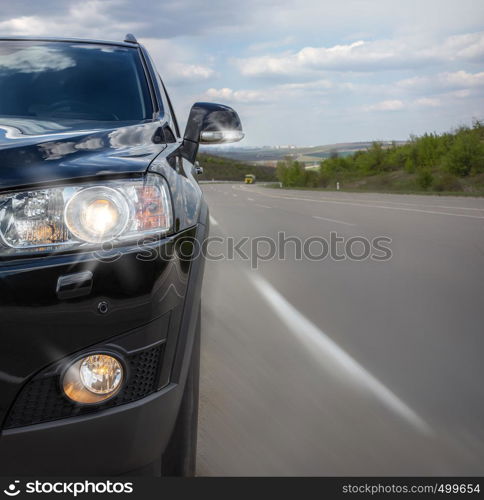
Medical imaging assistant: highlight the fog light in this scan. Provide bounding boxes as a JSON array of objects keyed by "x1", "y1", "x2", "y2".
[{"x1": 63, "y1": 353, "x2": 124, "y2": 404}]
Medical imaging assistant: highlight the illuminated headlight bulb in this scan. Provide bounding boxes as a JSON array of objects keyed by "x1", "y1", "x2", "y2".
[
  {"x1": 80, "y1": 355, "x2": 123, "y2": 395},
  {"x1": 63, "y1": 354, "x2": 124, "y2": 404},
  {"x1": 65, "y1": 187, "x2": 129, "y2": 243},
  {"x1": 83, "y1": 199, "x2": 119, "y2": 235}
]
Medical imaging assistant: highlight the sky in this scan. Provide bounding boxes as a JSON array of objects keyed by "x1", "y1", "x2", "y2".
[{"x1": 0, "y1": 0, "x2": 483, "y2": 146}]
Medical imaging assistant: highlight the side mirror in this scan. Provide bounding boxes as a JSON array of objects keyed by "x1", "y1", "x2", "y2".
[{"x1": 181, "y1": 102, "x2": 244, "y2": 162}]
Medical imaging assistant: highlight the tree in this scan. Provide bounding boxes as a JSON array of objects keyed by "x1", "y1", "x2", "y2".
[{"x1": 444, "y1": 128, "x2": 484, "y2": 176}]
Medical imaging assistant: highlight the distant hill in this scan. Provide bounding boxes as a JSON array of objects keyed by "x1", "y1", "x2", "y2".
[{"x1": 197, "y1": 153, "x2": 277, "y2": 182}]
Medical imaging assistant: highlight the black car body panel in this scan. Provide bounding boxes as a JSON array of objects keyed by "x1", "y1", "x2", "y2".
[
  {"x1": 0, "y1": 227, "x2": 194, "y2": 426},
  {"x1": 0, "y1": 118, "x2": 167, "y2": 190}
]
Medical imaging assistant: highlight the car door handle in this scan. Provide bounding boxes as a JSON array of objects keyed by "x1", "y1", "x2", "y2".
[{"x1": 56, "y1": 271, "x2": 93, "y2": 300}]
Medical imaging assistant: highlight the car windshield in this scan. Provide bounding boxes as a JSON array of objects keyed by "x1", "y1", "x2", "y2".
[{"x1": 0, "y1": 41, "x2": 153, "y2": 122}]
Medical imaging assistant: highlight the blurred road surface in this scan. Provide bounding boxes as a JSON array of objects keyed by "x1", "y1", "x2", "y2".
[{"x1": 196, "y1": 184, "x2": 484, "y2": 476}]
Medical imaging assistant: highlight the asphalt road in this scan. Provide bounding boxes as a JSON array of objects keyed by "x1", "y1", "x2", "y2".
[{"x1": 196, "y1": 184, "x2": 484, "y2": 476}]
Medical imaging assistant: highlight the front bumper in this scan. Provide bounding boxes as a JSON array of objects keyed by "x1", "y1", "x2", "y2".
[
  {"x1": 1, "y1": 380, "x2": 184, "y2": 475},
  {"x1": 0, "y1": 212, "x2": 207, "y2": 475}
]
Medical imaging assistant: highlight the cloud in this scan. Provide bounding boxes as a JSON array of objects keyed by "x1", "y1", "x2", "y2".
[
  {"x1": 0, "y1": 0, "x2": 256, "y2": 39},
  {"x1": 204, "y1": 78, "x2": 334, "y2": 104},
  {"x1": 414, "y1": 97, "x2": 442, "y2": 107},
  {"x1": 1, "y1": 1, "x2": 482, "y2": 43},
  {"x1": 398, "y1": 70, "x2": 484, "y2": 91},
  {"x1": 363, "y1": 100, "x2": 404, "y2": 112},
  {"x1": 435, "y1": 32, "x2": 484, "y2": 61},
  {"x1": 0, "y1": 1, "x2": 142, "y2": 39},
  {"x1": 139, "y1": 38, "x2": 215, "y2": 85},
  {"x1": 0, "y1": 4, "x2": 217, "y2": 87},
  {"x1": 235, "y1": 32, "x2": 484, "y2": 77},
  {"x1": 166, "y1": 62, "x2": 214, "y2": 82},
  {"x1": 278, "y1": 79, "x2": 333, "y2": 90},
  {"x1": 205, "y1": 87, "x2": 271, "y2": 103},
  {"x1": 248, "y1": 36, "x2": 295, "y2": 52},
  {"x1": 235, "y1": 40, "x2": 369, "y2": 77},
  {"x1": 395, "y1": 71, "x2": 484, "y2": 107},
  {"x1": 0, "y1": 46, "x2": 76, "y2": 73},
  {"x1": 443, "y1": 70, "x2": 484, "y2": 87},
  {"x1": 0, "y1": 11, "x2": 216, "y2": 85}
]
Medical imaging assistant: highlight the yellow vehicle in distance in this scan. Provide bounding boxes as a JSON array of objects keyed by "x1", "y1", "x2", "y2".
[{"x1": 244, "y1": 174, "x2": 256, "y2": 184}]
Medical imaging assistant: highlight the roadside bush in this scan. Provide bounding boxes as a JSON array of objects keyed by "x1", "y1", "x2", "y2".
[
  {"x1": 318, "y1": 171, "x2": 330, "y2": 188},
  {"x1": 304, "y1": 170, "x2": 320, "y2": 187},
  {"x1": 404, "y1": 144, "x2": 418, "y2": 173},
  {"x1": 416, "y1": 169, "x2": 434, "y2": 190},
  {"x1": 277, "y1": 160, "x2": 307, "y2": 187},
  {"x1": 416, "y1": 133, "x2": 441, "y2": 167},
  {"x1": 356, "y1": 142, "x2": 386, "y2": 174},
  {"x1": 198, "y1": 154, "x2": 277, "y2": 182},
  {"x1": 433, "y1": 173, "x2": 462, "y2": 192},
  {"x1": 444, "y1": 129, "x2": 484, "y2": 177},
  {"x1": 385, "y1": 146, "x2": 407, "y2": 170}
]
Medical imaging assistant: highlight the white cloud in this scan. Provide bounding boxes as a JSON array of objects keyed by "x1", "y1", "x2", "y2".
[
  {"x1": 414, "y1": 97, "x2": 442, "y2": 107},
  {"x1": 435, "y1": 32, "x2": 484, "y2": 61},
  {"x1": 278, "y1": 79, "x2": 333, "y2": 90},
  {"x1": 450, "y1": 89, "x2": 472, "y2": 98},
  {"x1": 0, "y1": 46, "x2": 76, "y2": 73},
  {"x1": 205, "y1": 87, "x2": 271, "y2": 103},
  {"x1": 0, "y1": 16, "x2": 48, "y2": 36},
  {"x1": 0, "y1": 7, "x2": 216, "y2": 86},
  {"x1": 363, "y1": 100, "x2": 404, "y2": 112},
  {"x1": 248, "y1": 36, "x2": 295, "y2": 52},
  {"x1": 399, "y1": 70, "x2": 484, "y2": 90},
  {"x1": 204, "y1": 78, "x2": 334, "y2": 104},
  {"x1": 438, "y1": 70, "x2": 484, "y2": 88},
  {"x1": 137, "y1": 38, "x2": 216, "y2": 84},
  {"x1": 235, "y1": 32, "x2": 484, "y2": 77},
  {"x1": 169, "y1": 62, "x2": 214, "y2": 81},
  {"x1": 0, "y1": 1, "x2": 142, "y2": 39}
]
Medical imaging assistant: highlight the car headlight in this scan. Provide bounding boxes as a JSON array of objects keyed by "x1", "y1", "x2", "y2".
[
  {"x1": 0, "y1": 174, "x2": 172, "y2": 255},
  {"x1": 65, "y1": 186, "x2": 131, "y2": 244}
]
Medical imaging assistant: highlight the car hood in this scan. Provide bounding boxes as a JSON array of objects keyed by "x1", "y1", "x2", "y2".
[{"x1": 0, "y1": 117, "x2": 167, "y2": 190}]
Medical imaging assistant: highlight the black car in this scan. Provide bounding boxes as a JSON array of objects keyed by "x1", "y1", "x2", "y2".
[{"x1": 0, "y1": 34, "x2": 243, "y2": 476}]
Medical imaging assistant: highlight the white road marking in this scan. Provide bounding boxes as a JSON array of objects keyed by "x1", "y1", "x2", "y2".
[
  {"x1": 248, "y1": 198, "x2": 255, "y2": 201},
  {"x1": 250, "y1": 274, "x2": 431, "y2": 435},
  {"x1": 312, "y1": 215, "x2": 355, "y2": 226},
  {"x1": 209, "y1": 215, "x2": 219, "y2": 226},
  {"x1": 419, "y1": 204, "x2": 484, "y2": 211},
  {"x1": 359, "y1": 201, "x2": 484, "y2": 212},
  {"x1": 273, "y1": 192, "x2": 484, "y2": 212},
  {"x1": 244, "y1": 188, "x2": 484, "y2": 220},
  {"x1": 233, "y1": 194, "x2": 238, "y2": 198},
  {"x1": 236, "y1": 185, "x2": 484, "y2": 212},
  {"x1": 255, "y1": 204, "x2": 272, "y2": 209}
]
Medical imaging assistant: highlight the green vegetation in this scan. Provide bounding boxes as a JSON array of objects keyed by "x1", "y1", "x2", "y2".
[
  {"x1": 276, "y1": 121, "x2": 484, "y2": 195},
  {"x1": 197, "y1": 153, "x2": 277, "y2": 182}
]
